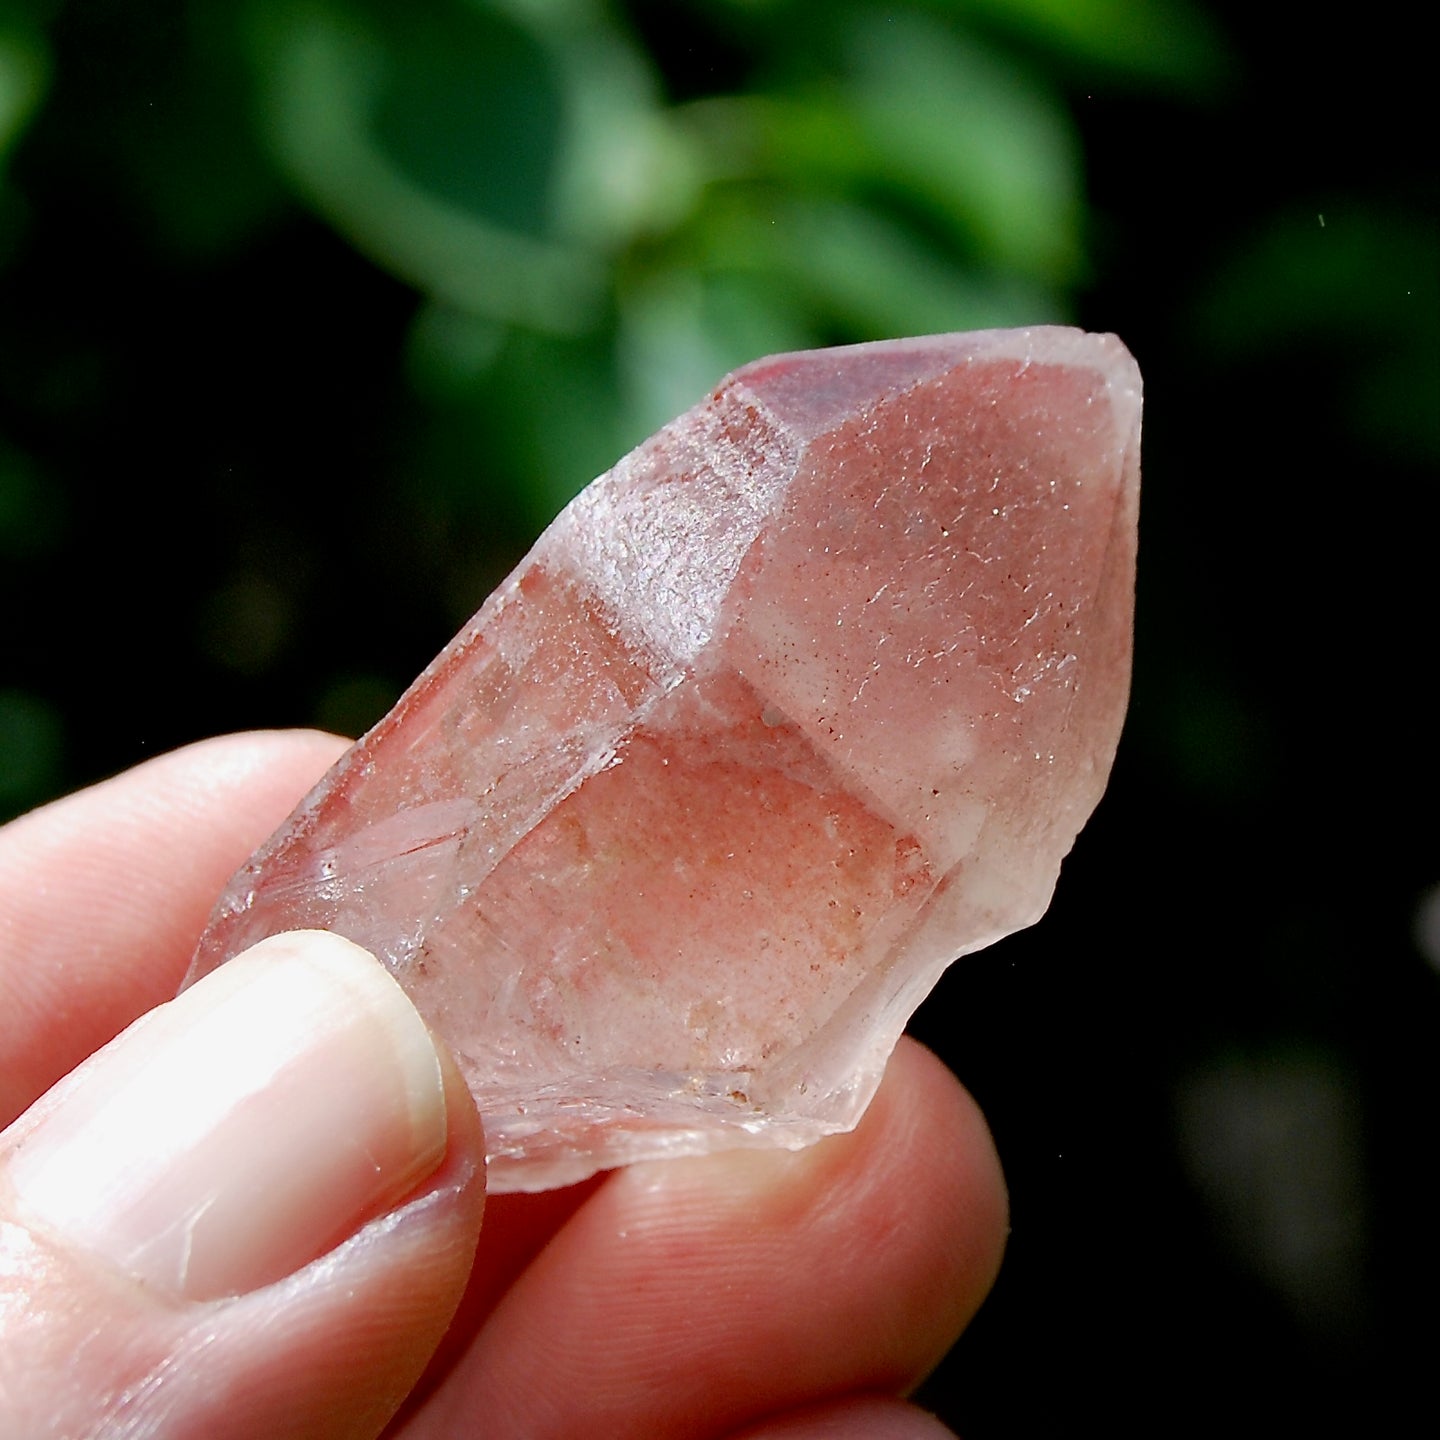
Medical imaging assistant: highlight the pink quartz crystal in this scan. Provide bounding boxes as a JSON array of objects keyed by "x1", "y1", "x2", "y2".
[{"x1": 189, "y1": 327, "x2": 1142, "y2": 1192}]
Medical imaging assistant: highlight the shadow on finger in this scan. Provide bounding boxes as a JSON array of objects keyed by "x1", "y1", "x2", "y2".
[{"x1": 404, "y1": 1038, "x2": 1007, "y2": 1440}]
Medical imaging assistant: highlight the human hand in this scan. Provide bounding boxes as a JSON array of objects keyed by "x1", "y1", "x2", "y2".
[{"x1": 0, "y1": 731, "x2": 1007, "y2": 1438}]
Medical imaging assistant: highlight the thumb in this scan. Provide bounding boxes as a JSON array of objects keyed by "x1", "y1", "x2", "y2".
[{"x1": 0, "y1": 930, "x2": 486, "y2": 1440}]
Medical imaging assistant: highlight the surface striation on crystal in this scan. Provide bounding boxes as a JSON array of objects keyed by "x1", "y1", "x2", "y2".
[{"x1": 188, "y1": 327, "x2": 1142, "y2": 1192}]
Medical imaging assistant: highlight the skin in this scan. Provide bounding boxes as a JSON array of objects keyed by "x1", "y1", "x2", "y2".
[{"x1": 0, "y1": 731, "x2": 1008, "y2": 1438}]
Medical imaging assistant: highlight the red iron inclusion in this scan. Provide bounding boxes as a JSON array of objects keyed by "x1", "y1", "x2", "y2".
[{"x1": 189, "y1": 327, "x2": 1142, "y2": 1192}]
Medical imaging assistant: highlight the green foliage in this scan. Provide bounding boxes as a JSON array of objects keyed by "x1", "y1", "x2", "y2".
[
  {"x1": 6, "y1": 0, "x2": 1193, "y2": 545},
  {"x1": 0, "y1": 0, "x2": 1230, "y2": 541},
  {"x1": 936, "y1": 0, "x2": 1230, "y2": 92},
  {"x1": 0, "y1": 0, "x2": 1242, "y2": 768},
  {"x1": 235, "y1": 0, "x2": 1137, "y2": 507},
  {"x1": 280, "y1": 0, "x2": 1099, "y2": 519},
  {"x1": 0, "y1": 22, "x2": 46, "y2": 167},
  {"x1": 1196, "y1": 206, "x2": 1440, "y2": 463},
  {"x1": 0, "y1": 10, "x2": 46, "y2": 265}
]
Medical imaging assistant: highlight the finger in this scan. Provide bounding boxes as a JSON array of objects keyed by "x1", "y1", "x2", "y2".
[
  {"x1": 727, "y1": 1395, "x2": 958, "y2": 1439},
  {"x1": 0, "y1": 930, "x2": 486, "y2": 1440},
  {"x1": 405, "y1": 1037, "x2": 1006, "y2": 1439},
  {"x1": 396, "y1": 1177, "x2": 607, "y2": 1419},
  {"x1": 0, "y1": 730, "x2": 347, "y2": 1125}
]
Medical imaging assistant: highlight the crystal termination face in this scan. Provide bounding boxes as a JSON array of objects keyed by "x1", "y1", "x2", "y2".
[{"x1": 188, "y1": 327, "x2": 1142, "y2": 1192}]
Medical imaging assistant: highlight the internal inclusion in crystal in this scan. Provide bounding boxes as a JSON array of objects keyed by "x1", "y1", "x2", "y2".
[{"x1": 189, "y1": 327, "x2": 1142, "y2": 1192}]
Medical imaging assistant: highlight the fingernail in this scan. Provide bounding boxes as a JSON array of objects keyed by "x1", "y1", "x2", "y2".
[{"x1": 3, "y1": 930, "x2": 447, "y2": 1301}]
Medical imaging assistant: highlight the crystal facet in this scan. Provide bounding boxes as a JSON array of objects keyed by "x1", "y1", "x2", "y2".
[{"x1": 189, "y1": 327, "x2": 1142, "y2": 1192}]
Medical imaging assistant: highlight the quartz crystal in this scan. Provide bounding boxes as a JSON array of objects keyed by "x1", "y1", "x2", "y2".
[{"x1": 189, "y1": 327, "x2": 1142, "y2": 1192}]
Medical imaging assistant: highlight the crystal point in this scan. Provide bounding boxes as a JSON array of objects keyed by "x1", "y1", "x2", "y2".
[{"x1": 189, "y1": 327, "x2": 1142, "y2": 1192}]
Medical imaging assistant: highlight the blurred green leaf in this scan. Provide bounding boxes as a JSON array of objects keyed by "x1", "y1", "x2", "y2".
[
  {"x1": 115, "y1": 0, "x2": 288, "y2": 257},
  {"x1": 677, "y1": 92, "x2": 864, "y2": 195},
  {"x1": 249, "y1": 0, "x2": 604, "y2": 329},
  {"x1": 1196, "y1": 208, "x2": 1440, "y2": 462},
  {"x1": 1199, "y1": 209, "x2": 1438, "y2": 346},
  {"x1": 694, "y1": 188, "x2": 1061, "y2": 337},
  {"x1": 481, "y1": 327, "x2": 629, "y2": 519},
  {"x1": 682, "y1": 12, "x2": 1085, "y2": 285},
  {"x1": 926, "y1": 0, "x2": 1230, "y2": 93},
  {"x1": 247, "y1": 0, "x2": 699, "y2": 332},
  {"x1": 0, "y1": 20, "x2": 47, "y2": 168},
  {"x1": 840, "y1": 9, "x2": 1083, "y2": 283},
  {"x1": 369, "y1": 4, "x2": 561, "y2": 237},
  {"x1": 405, "y1": 300, "x2": 507, "y2": 402},
  {"x1": 616, "y1": 268, "x2": 816, "y2": 440},
  {"x1": 700, "y1": 0, "x2": 1228, "y2": 91},
  {"x1": 538, "y1": 8, "x2": 702, "y2": 246}
]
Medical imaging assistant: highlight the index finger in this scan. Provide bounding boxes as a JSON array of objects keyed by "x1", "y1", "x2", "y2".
[{"x1": 0, "y1": 730, "x2": 348, "y2": 1126}]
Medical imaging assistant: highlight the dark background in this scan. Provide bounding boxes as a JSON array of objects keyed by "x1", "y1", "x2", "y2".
[{"x1": 2, "y1": 1, "x2": 1434, "y2": 1433}]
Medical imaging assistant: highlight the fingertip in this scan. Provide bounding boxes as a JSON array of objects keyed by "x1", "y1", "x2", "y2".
[
  {"x1": 872, "y1": 1037, "x2": 1010, "y2": 1303},
  {"x1": 0, "y1": 928, "x2": 488, "y2": 1440},
  {"x1": 0, "y1": 729, "x2": 353, "y2": 1124},
  {"x1": 424, "y1": 1037, "x2": 1006, "y2": 1435},
  {"x1": 5, "y1": 930, "x2": 454, "y2": 1301},
  {"x1": 729, "y1": 1393, "x2": 959, "y2": 1440}
]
